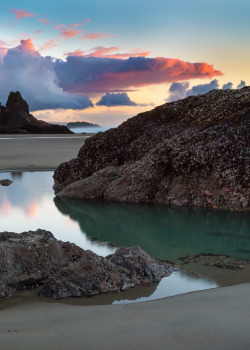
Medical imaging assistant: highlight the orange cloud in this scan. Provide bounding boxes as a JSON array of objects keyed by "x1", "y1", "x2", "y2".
[
  {"x1": 80, "y1": 32, "x2": 113, "y2": 40},
  {"x1": 38, "y1": 17, "x2": 49, "y2": 24},
  {"x1": 10, "y1": 9, "x2": 38, "y2": 20},
  {"x1": 19, "y1": 38, "x2": 36, "y2": 52},
  {"x1": 39, "y1": 39, "x2": 59, "y2": 52}
]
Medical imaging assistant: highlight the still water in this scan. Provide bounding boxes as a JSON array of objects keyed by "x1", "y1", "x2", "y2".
[{"x1": 1, "y1": 171, "x2": 249, "y2": 303}]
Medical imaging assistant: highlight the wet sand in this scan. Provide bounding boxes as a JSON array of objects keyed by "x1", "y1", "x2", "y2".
[
  {"x1": 0, "y1": 134, "x2": 250, "y2": 349},
  {"x1": 0, "y1": 134, "x2": 91, "y2": 171},
  {"x1": 1, "y1": 284, "x2": 250, "y2": 350}
]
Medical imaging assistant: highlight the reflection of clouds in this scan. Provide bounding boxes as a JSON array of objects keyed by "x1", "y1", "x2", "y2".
[
  {"x1": 0, "y1": 171, "x2": 53, "y2": 217},
  {"x1": 0, "y1": 196, "x2": 12, "y2": 215},
  {"x1": 25, "y1": 199, "x2": 38, "y2": 218}
]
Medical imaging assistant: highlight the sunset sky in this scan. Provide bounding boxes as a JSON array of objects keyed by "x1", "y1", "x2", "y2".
[{"x1": 0, "y1": 0, "x2": 249, "y2": 126}]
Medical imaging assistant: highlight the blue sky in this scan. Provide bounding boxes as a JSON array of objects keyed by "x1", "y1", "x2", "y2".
[{"x1": 0, "y1": 0, "x2": 249, "y2": 125}]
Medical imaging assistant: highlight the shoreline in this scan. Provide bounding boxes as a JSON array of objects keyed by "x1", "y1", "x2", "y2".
[
  {"x1": 0, "y1": 134, "x2": 249, "y2": 349},
  {"x1": 1, "y1": 284, "x2": 250, "y2": 349}
]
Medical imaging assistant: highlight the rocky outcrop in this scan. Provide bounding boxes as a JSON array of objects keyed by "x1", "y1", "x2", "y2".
[
  {"x1": 0, "y1": 91, "x2": 73, "y2": 134},
  {"x1": 0, "y1": 229, "x2": 173, "y2": 299},
  {"x1": 0, "y1": 179, "x2": 13, "y2": 186},
  {"x1": 54, "y1": 87, "x2": 250, "y2": 211}
]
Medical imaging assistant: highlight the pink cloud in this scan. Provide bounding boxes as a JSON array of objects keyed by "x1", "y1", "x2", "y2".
[
  {"x1": 64, "y1": 49, "x2": 85, "y2": 57},
  {"x1": 86, "y1": 46, "x2": 121, "y2": 57},
  {"x1": 80, "y1": 32, "x2": 113, "y2": 40},
  {"x1": 34, "y1": 30, "x2": 44, "y2": 35},
  {"x1": 39, "y1": 39, "x2": 59, "y2": 52},
  {"x1": 54, "y1": 23, "x2": 65, "y2": 29},
  {"x1": 71, "y1": 19, "x2": 90, "y2": 27},
  {"x1": 10, "y1": 9, "x2": 38, "y2": 20},
  {"x1": 38, "y1": 17, "x2": 49, "y2": 24},
  {"x1": 69, "y1": 46, "x2": 150, "y2": 59},
  {"x1": 59, "y1": 28, "x2": 84, "y2": 40}
]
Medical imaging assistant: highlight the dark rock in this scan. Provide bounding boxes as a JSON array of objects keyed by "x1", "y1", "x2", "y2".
[
  {"x1": 0, "y1": 91, "x2": 73, "y2": 134},
  {"x1": 0, "y1": 229, "x2": 174, "y2": 299},
  {"x1": 0, "y1": 179, "x2": 13, "y2": 186},
  {"x1": 178, "y1": 253, "x2": 250, "y2": 270},
  {"x1": 54, "y1": 88, "x2": 250, "y2": 211}
]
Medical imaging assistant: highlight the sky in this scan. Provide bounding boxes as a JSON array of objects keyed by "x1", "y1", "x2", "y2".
[{"x1": 0, "y1": 0, "x2": 249, "y2": 126}]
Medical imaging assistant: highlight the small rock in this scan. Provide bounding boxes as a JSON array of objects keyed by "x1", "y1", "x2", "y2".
[{"x1": 0, "y1": 179, "x2": 13, "y2": 186}]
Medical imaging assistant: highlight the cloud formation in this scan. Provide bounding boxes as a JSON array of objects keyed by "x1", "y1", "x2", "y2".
[
  {"x1": 65, "y1": 46, "x2": 151, "y2": 59},
  {"x1": 167, "y1": 79, "x2": 247, "y2": 102},
  {"x1": 54, "y1": 56, "x2": 222, "y2": 94},
  {"x1": 237, "y1": 80, "x2": 246, "y2": 89},
  {"x1": 80, "y1": 33, "x2": 113, "y2": 40},
  {"x1": 0, "y1": 39, "x2": 223, "y2": 111},
  {"x1": 39, "y1": 39, "x2": 59, "y2": 52},
  {"x1": 38, "y1": 18, "x2": 49, "y2": 24},
  {"x1": 10, "y1": 9, "x2": 38, "y2": 20},
  {"x1": 96, "y1": 92, "x2": 137, "y2": 106},
  {"x1": 59, "y1": 28, "x2": 84, "y2": 40},
  {"x1": 222, "y1": 82, "x2": 233, "y2": 90},
  {"x1": 0, "y1": 39, "x2": 93, "y2": 111}
]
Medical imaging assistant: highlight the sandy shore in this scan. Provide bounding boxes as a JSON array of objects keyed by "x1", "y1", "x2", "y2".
[
  {"x1": 0, "y1": 134, "x2": 91, "y2": 171},
  {"x1": 0, "y1": 135, "x2": 250, "y2": 349},
  {"x1": 1, "y1": 284, "x2": 250, "y2": 350}
]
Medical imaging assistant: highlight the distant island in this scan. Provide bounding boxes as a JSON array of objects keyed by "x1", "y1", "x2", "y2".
[{"x1": 67, "y1": 121, "x2": 100, "y2": 128}]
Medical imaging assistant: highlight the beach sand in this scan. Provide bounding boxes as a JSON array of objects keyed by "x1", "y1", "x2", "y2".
[
  {"x1": 0, "y1": 134, "x2": 249, "y2": 349},
  {"x1": 1, "y1": 284, "x2": 250, "y2": 350},
  {"x1": 0, "y1": 134, "x2": 91, "y2": 171}
]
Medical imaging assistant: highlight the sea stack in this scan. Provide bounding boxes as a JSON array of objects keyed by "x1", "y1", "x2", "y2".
[
  {"x1": 0, "y1": 91, "x2": 73, "y2": 134},
  {"x1": 53, "y1": 87, "x2": 250, "y2": 212}
]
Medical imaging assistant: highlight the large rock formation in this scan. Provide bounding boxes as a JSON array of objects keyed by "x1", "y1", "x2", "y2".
[
  {"x1": 0, "y1": 229, "x2": 173, "y2": 299},
  {"x1": 0, "y1": 91, "x2": 73, "y2": 134},
  {"x1": 54, "y1": 87, "x2": 250, "y2": 211}
]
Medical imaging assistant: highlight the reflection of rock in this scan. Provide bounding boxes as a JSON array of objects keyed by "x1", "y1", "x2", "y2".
[
  {"x1": 0, "y1": 179, "x2": 13, "y2": 186},
  {"x1": 54, "y1": 87, "x2": 250, "y2": 211},
  {"x1": 0, "y1": 229, "x2": 174, "y2": 299},
  {"x1": 10, "y1": 172, "x2": 23, "y2": 179},
  {"x1": 0, "y1": 91, "x2": 73, "y2": 134},
  {"x1": 54, "y1": 197, "x2": 250, "y2": 261}
]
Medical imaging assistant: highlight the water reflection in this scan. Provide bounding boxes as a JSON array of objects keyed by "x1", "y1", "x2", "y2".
[
  {"x1": 54, "y1": 197, "x2": 250, "y2": 261},
  {"x1": 0, "y1": 171, "x2": 115, "y2": 257},
  {"x1": 0, "y1": 171, "x2": 250, "y2": 304}
]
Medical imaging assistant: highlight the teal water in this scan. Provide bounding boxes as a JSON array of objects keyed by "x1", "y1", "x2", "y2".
[{"x1": 1, "y1": 171, "x2": 249, "y2": 303}]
